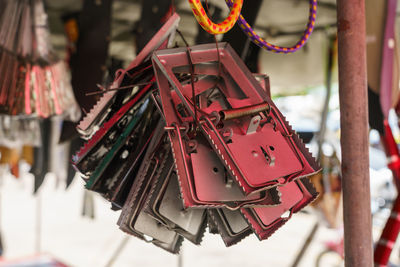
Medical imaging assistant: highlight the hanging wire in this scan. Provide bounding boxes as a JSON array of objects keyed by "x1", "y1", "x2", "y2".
[
  {"x1": 170, "y1": 0, "x2": 176, "y2": 14},
  {"x1": 186, "y1": 47, "x2": 198, "y2": 125},
  {"x1": 204, "y1": 0, "x2": 223, "y2": 101},
  {"x1": 85, "y1": 81, "x2": 156, "y2": 96},
  {"x1": 176, "y1": 29, "x2": 199, "y2": 125},
  {"x1": 224, "y1": 0, "x2": 317, "y2": 53}
]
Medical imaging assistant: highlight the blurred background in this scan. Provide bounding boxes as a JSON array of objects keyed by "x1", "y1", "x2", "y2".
[{"x1": 0, "y1": 0, "x2": 399, "y2": 266}]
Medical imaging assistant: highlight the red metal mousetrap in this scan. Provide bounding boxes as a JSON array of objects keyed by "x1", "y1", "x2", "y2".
[
  {"x1": 154, "y1": 60, "x2": 281, "y2": 209},
  {"x1": 152, "y1": 42, "x2": 320, "y2": 196},
  {"x1": 241, "y1": 178, "x2": 318, "y2": 240}
]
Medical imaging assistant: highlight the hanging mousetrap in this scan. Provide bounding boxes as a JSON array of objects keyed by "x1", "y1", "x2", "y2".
[
  {"x1": 87, "y1": 99, "x2": 160, "y2": 207},
  {"x1": 155, "y1": 62, "x2": 280, "y2": 209},
  {"x1": 118, "y1": 120, "x2": 184, "y2": 254},
  {"x1": 76, "y1": 13, "x2": 180, "y2": 138},
  {"x1": 207, "y1": 208, "x2": 253, "y2": 247},
  {"x1": 142, "y1": 122, "x2": 208, "y2": 245},
  {"x1": 241, "y1": 178, "x2": 318, "y2": 240},
  {"x1": 72, "y1": 88, "x2": 153, "y2": 176},
  {"x1": 152, "y1": 42, "x2": 320, "y2": 196}
]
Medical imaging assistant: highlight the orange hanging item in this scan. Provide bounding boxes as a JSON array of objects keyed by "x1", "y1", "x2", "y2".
[{"x1": 188, "y1": 0, "x2": 243, "y2": 34}]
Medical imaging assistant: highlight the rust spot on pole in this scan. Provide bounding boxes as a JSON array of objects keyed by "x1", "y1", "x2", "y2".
[{"x1": 337, "y1": 19, "x2": 351, "y2": 32}]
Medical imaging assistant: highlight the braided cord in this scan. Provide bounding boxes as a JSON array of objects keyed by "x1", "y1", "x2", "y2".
[
  {"x1": 225, "y1": 0, "x2": 317, "y2": 53},
  {"x1": 188, "y1": 0, "x2": 243, "y2": 34}
]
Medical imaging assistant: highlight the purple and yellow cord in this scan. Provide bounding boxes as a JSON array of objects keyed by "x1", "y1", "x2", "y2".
[
  {"x1": 225, "y1": 0, "x2": 317, "y2": 53},
  {"x1": 188, "y1": 0, "x2": 244, "y2": 34}
]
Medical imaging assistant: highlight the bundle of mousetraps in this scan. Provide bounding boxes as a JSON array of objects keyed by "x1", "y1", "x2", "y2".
[{"x1": 72, "y1": 14, "x2": 320, "y2": 253}]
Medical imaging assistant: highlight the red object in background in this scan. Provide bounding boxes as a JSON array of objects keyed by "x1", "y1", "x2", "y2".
[
  {"x1": 374, "y1": 120, "x2": 400, "y2": 266},
  {"x1": 0, "y1": 254, "x2": 69, "y2": 267},
  {"x1": 382, "y1": 120, "x2": 400, "y2": 183},
  {"x1": 374, "y1": 196, "x2": 400, "y2": 266}
]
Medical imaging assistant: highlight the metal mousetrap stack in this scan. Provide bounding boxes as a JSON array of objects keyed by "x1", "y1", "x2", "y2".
[{"x1": 72, "y1": 14, "x2": 320, "y2": 253}]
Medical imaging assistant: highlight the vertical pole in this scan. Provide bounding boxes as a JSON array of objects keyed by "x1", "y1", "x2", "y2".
[
  {"x1": 177, "y1": 247, "x2": 183, "y2": 267},
  {"x1": 289, "y1": 221, "x2": 319, "y2": 267},
  {"x1": 290, "y1": 35, "x2": 337, "y2": 267},
  {"x1": 36, "y1": 193, "x2": 42, "y2": 253},
  {"x1": 336, "y1": 0, "x2": 373, "y2": 266},
  {"x1": 104, "y1": 236, "x2": 130, "y2": 267}
]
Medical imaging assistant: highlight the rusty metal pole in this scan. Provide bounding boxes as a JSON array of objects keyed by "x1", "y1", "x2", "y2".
[{"x1": 336, "y1": 0, "x2": 373, "y2": 266}]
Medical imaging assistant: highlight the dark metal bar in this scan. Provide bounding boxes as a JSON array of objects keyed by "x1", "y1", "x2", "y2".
[
  {"x1": 289, "y1": 34, "x2": 337, "y2": 267},
  {"x1": 289, "y1": 221, "x2": 319, "y2": 267},
  {"x1": 104, "y1": 236, "x2": 130, "y2": 267},
  {"x1": 336, "y1": 0, "x2": 373, "y2": 266},
  {"x1": 317, "y1": 35, "x2": 336, "y2": 161}
]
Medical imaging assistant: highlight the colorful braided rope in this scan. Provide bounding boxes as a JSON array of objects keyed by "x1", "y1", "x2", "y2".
[
  {"x1": 225, "y1": 0, "x2": 317, "y2": 53},
  {"x1": 188, "y1": 0, "x2": 243, "y2": 34}
]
